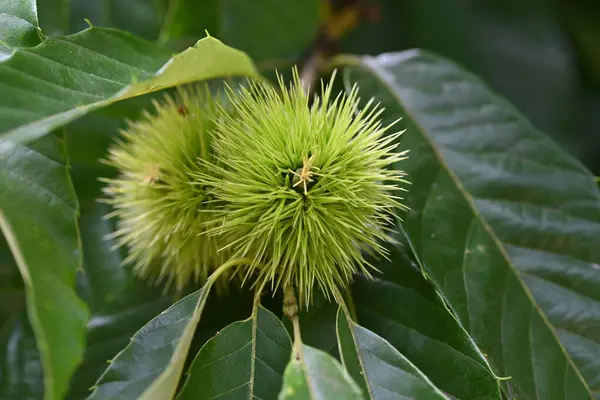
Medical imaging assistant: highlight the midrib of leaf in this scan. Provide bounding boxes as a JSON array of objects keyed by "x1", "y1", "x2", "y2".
[
  {"x1": 0, "y1": 0, "x2": 43, "y2": 58},
  {"x1": 388, "y1": 51, "x2": 599, "y2": 397},
  {"x1": 334, "y1": 292, "x2": 376, "y2": 399},
  {"x1": 0, "y1": 13, "x2": 36, "y2": 29},
  {"x1": 336, "y1": 303, "x2": 452, "y2": 400},
  {"x1": 339, "y1": 53, "x2": 593, "y2": 397},
  {"x1": 353, "y1": 279, "x2": 487, "y2": 362},
  {"x1": 0, "y1": 132, "x2": 88, "y2": 400},
  {"x1": 88, "y1": 288, "x2": 207, "y2": 400},
  {"x1": 298, "y1": 345, "x2": 319, "y2": 400},
  {"x1": 87, "y1": 258, "x2": 249, "y2": 400},
  {"x1": 0, "y1": 28, "x2": 260, "y2": 151},
  {"x1": 177, "y1": 300, "x2": 291, "y2": 400},
  {"x1": 248, "y1": 291, "x2": 259, "y2": 397},
  {"x1": 137, "y1": 272, "x2": 218, "y2": 400},
  {"x1": 350, "y1": 272, "x2": 502, "y2": 400},
  {"x1": 247, "y1": 292, "x2": 291, "y2": 399},
  {"x1": 279, "y1": 315, "x2": 362, "y2": 400},
  {"x1": 1, "y1": 0, "x2": 38, "y2": 26},
  {"x1": 138, "y1": 295, "x2": 209, "y2": 399}
]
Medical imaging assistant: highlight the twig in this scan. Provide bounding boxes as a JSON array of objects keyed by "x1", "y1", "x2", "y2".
[
  {"x1": 283, "y1": 284, "x2": 302, "y2": 346},
  {"x1": 298, "y1": 1, "x2": 376, "y2": 94},
  {"x1": 299, "y1": 50, "x2": 324, "y2": 95},
  {"x1": 209, "y1": 257, "x2": 253, "y2": 283}
]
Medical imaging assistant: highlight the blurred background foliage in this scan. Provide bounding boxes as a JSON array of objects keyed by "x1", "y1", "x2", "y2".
[{"x1": 35, "y1": 0, "x2": 600, "y2": 174}]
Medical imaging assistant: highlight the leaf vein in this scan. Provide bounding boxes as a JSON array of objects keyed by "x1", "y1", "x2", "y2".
[
  {"x1": 195, "y1": 341, "x2": 252, "y2": 370},
  {"x1": 21, "y1": 50, "x2": 128, "y2": 86}
]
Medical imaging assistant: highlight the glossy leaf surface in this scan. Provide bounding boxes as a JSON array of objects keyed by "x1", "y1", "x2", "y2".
[
  {"x1": 0, "y1": 0, "x2": 41, "y2": 59},
  {"x1": 178, "y1": 305, "x2": 291, "y2": 400},
  {"x1": 88, "y1": 284, "x2": 212, "y2": 400},
  {"x1": 0, "y1": 28, "x2": 258, "y2": 149},
  {"x1": 351, "y1": 250, "x2": 501, "y2": 399},
  {"x1": 279, "y1": 344, "x2": 363, "y2": 400},
  {"x1": 337, "y1": 308, "x2": 450, "y2": 400},
  {"x1": 342, "y1": 50, "x2": 600, "y2": 399},
  {"x1": 0, "y1": 133, "x2": 88, "y2": 400}
]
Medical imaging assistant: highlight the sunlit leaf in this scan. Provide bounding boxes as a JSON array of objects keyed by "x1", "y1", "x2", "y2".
[{"x1": 0, "y1": 28, "x2": 259, "y2": 150}]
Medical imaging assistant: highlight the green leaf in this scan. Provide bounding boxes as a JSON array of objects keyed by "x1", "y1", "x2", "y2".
[
  {"x1": 0, "y1": 133, "x2": 89, "y2": 400},
  {"x1": 177, "y1": 305, "x2": 292, "y2": 399},
  {"x1": 0, "y1": 0, "x2": 42, "y2": 58},
  {"x1": 87, "y1": 281, "x2": 214, "y2": 400},
  {"x1": 279, "y1": 344, "x2": 363, "y2": 400},
  {"x1": 0, "y1": 27, "x2": 259, "y2": 150},
  {"x1": 336, "y1": 307, "x2": 451, "y2": 400},
  {"x1": 351, "y1": 249, "x2": 501, "y2": 399},
  {"x1": 341, "y1": 50, "x2": 600, "y2": 399},
  {"x1": 67, "y1": 200, "x2": 174, "y2": 400},
  {"x1": 60, "y1": 94, "x2": 177, "y2": 398},
  {"x1": 159, "y1": 0, "x2": 319, "y2": 61}
]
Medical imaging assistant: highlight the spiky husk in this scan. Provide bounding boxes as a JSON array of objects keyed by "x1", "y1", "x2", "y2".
[
  {"x1": 101, "y1": 86, "x2": 229, "y2": 291},
  {"x1": 194, "y1": 72, "x2": 409, "y2": 305}
]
